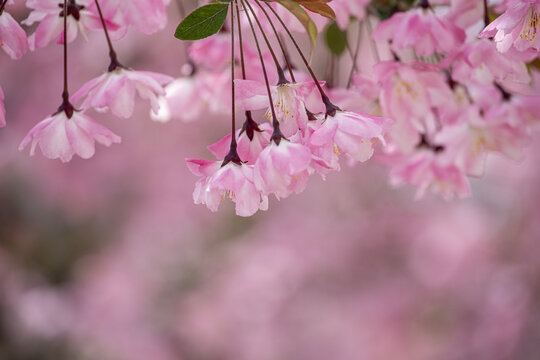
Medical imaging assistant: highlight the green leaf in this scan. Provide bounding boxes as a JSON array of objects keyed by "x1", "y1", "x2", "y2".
[
  {"x1": 325, "y1": 21, "x2": 347, "y2": 56},
  {"x1": 268, "y1": 0, "x2": 318, "y2": 61},
  {"x1": 175, "y1": 3, "x2": 230, "y2": 41}
]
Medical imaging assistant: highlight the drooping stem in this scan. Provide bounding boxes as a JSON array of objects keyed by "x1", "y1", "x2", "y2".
[
  {"x1": 58, "y1": 0, "x2": 74, "y2": 118},
  {"x1": 347, "y1": 20, "x2": 363, "y2": 89},
  {"x1": 252, "y1": 0, "x2": 296, "y2": 82},
  {"x1": 242, "y1": 0, "x2": 287, "y2": 84},
  {"x1": 0, "y1": 0, "x2": 9, "y2": 15},
  {"x1": 230, "y1": 4, "x2": 237, "y2": 145},
  {"x1": 483, "y1": 0, "x2": 490, "y2": 27},
  {"x1": 262, "y1": 0, "x2": 339, "y2": 116},
  {"x1": 236, "y1": 1, "x2": 261, "y2": 141},
  {"x1": 240, "y1": 0, "x2": 283, "y2": 144},
  {"x1": 95, "y1": 0, "x2": 123, "y2": 71},
  {"x1": 222, "y1": 0, "x2": 242, "y2": 166}
]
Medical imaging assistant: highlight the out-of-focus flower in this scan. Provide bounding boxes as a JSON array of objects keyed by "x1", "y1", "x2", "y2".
[
  {"x1": 71, "y1": 68, "x2": 173, "y2": 119},
  {"x1": 19, "y1": 109, "x2": 121, "y2": 162},
  {"x1": 0, "y1": 9, "x2": 28, "y2": 59},
  {"x1": 372, "y1": 5, "x2": 466, "y2": 57},
  {"x1": 329, "y1": 0, "x2": 370, "y2": 29},
  {"x1": 105, "y1": 0, "x2": 170, "y2": 35},
  {"x1": 150, "y1": 76, "x2": 206, "y2": 123},
  {"x1": 384, "y1": 147, "x2": 471, "y2": 200}
]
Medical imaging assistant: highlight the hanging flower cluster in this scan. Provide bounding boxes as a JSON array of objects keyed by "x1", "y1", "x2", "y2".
[{"x1": 1, "y1": 0, "x2": 539, "y2": 216}]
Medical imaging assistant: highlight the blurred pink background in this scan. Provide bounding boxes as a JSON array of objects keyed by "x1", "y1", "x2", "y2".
[{"x1": 1, "y1": 2, "x2": 540, "y2": 360}]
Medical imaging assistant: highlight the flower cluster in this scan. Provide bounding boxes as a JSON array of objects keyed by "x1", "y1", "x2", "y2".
[
  {"x1": 0, "y1": 0, "x2": 539, "y2": 216},
  {"x1": 0, "y1": 0, "x2": 173, "y2": 161}
]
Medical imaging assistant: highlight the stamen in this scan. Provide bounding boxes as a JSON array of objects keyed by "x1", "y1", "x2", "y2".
[{"x1": 519, "y1": 7, "x2": 539, "y2": 42}]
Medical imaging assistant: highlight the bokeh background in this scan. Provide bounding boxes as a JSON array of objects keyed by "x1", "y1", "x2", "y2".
[{"x1": 1, "y1": 2, "x2": 540, "y2": 360}]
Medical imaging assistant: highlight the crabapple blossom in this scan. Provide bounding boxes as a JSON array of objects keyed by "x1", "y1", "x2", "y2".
[
  {"x1": 207, "y1": 122, "x2": 272, "y2": 164},
  {"x1": 480, "y1": 0, "x2": 540, "y2": 59},
  {"x1": 253, "y1": 140, "x2": 313, "y2": 199},
  {"x1": 150, "y1": 76, "x2": 206, "y2": 123},
  {"x1": 329, "y1": 0, "x2": 370, "y2": 29},
  {"x1": 186, "y1": 159, "x2": 268, "y2": 217},
  {"x1": 105, "y1": 0, "x2": 170, "y2": 35},
  {"x1": 71, "y1": 68, "x2": 173, "y2": 119},
  {"x1": 372, "y1": 1, "x2": 466, "y2": 57},
  {"x1": 310, "y1": 111, "x2": 393, "y2": 163},
  {"x1": 18, "y1": 109, "x2": 121, "y2": 162},
  {"x1": 383, "y1": 146, "x2": 471, "y2": 201},
  {"x1": 23, "y1": 0, "x2": 121, "y2": 50},
  {"x1": 236, "y1": 79, "x2": 320, "y2": 137},
  {"x1": 0, "y1": 9, "x2": 28, "y2": 59}
]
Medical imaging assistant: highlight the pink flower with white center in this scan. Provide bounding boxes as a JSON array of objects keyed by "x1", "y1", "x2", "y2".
[
  {"x1": 71, "y1": 68, "x2": 173, "y2": 119},
  {"x1": 150, "y1": 76, "x2": 206, "y2": 123},
  {"x1": 329, "y1": 0, "x2": 370, "y2": 29},
  {"x1": 236, "y1": 79, "x2": 320, "y2": 137},
  {"x1": 253, "y1": 140, "x2": 313, "y2": 199},
  {"x1": 207, "y1": 122, "x2": 272, "y2": 164},
  {"x1": 23, "y1": 0, "x2": 121, "y2": 50},
  {"x1": 104, "y1": 0, "x2": 170, "y2": 35},
  {"x1": 310, "y1": 111, "x2": 393, "y2": 163},
  {"x1": 18, "y1": 109, "x2": 121, "y2": 162},
  {"x1": 186, "y1": 159, "x2": 268, "y2": 217},
  {"x1": 384, "y1": 148, "x2": 471, "y2": 200},
  {"x1": 0, "y1": 85, "x2": 5, "y2": 127},
  {"x1": 372, "y1": 4, "x2": 466, "y2": 57},
  {"x1": 0, "y1": 9, "x2": 29, "y2": 59},
  {"x1": 479, "y1": 0, "x2": 540, "y2": 58}
]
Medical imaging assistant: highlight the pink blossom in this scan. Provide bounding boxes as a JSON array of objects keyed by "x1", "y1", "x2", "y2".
[
  {"x1": 23, "y1": 0, "x2": 121, "y2": 50},
  {"x1": 0, "y1": 10, "x2": 28, "y2": 59},
  {"x1": 186, "y1": 159, "x2": 268, "y2": 217},
  {"x1": 105, "y1": 0, "x2": 170, "y2": 35},
  {"x1": 434, "y1": 105, "x2": 529, "y2": 176},
  {"x1": 253, "y1": 140, "x2": 313, "y2": 199},
  {"x1": 71, "y1": 68, "x2": 173, "y2": 119},
  {"x1": 19, "y1": 110, "x2": 121, "y2": 162},
  {"x1": 372, "y1": 7, "x2": 466, "y2": 56},
  {"x1": 479, "y1": 0, "x2": 540, "y2": 58},
  {"x1": 374, "y1": 61, "x2": 453, "y2": 139},
  {"x1": 150, "y1": 77, "x2": 206, "y2": 123},
  {"x1": 446, "y1": 0, "x2": 485, "y2": 29},
  {"x1": 443, "y1": 39, "x2": 530, "y2": 86},
  {"x1": 329, "y1": 0, "x2": 370, "y2": 29},
  {"x1": 236, "y1": 79, "x2": 320, "y2": 137},
  {"x1": 310, "y1": 111, "x2": 393, "y2": 163},
  {"x1": 385, "y1": 148, "x2": 471, "y2": 200},
  {"x1": 207, "y1": 122, "x2": 272, "y2": 164},
  {"x1": 0, "y1": 85, "x2": 5, "y2": 127}
]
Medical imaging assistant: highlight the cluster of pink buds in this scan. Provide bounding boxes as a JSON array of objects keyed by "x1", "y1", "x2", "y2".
[{"x1": 183, "y1": 0, "x2": 393, "y2": 216}]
